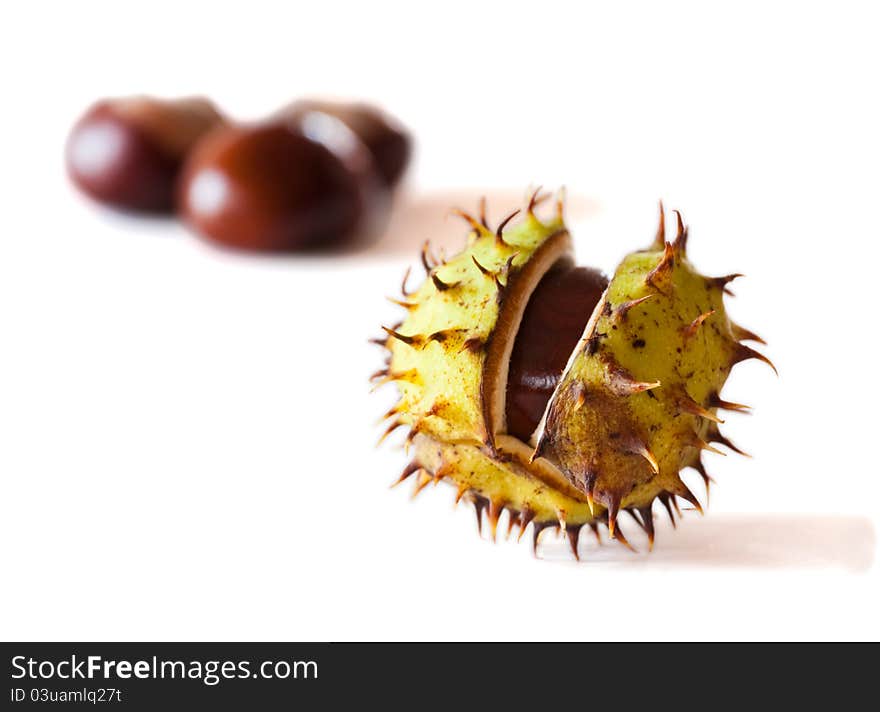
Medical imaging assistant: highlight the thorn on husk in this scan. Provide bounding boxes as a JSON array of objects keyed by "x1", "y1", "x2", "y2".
[
  {"x1": 527, "y1": 186, "x2": 549, "y2": 216},
  {"x1": 450, "y1": 209, "x2": 485, "y2": 235},
  {"x1": 732, "y1": 343, "x2": 778, "y2": 375},
  {"x1": 651, "y1": 201, "x2": 666, "y2": 249},
  {"x1": 567, "y1": 526, "x2": 581, "y2": 561},
  {"x1": 400, "y1": 266, "x2": 413, "y2": 296},
  {"x1": 615, "y1": 294, "x2": 655, "y2": 322},
  {"x1": 672, "y1": 209, "x2": 688, "y2": 253},
  {"x1": 707, "y1": 392, "x2": 751, "y2": 413},
  {"x1": 517, "y1": 508, "x2": 535, "y2": 542},
  {"x1": 681, "y1": 309, "x2": 716, "y2": 341},
  {"x1": 677, "y1": 391, "x2": 724, "y2": 423},
  {"x1": 731, "y1": 323, "x2": 767, "y2": 345},
  {"x1": 392, "y1": 461, "x2": 421, "y2": 487},
  {"x1": 495, "y1": 209, "x2": 520, "y2": 245},
  {"x1": 431, "y1": 273, "x2": 459, "y2": 292},
  {"x1": 638, "y1": 505, "x2": 655, "y2": 550},
  {"x1": 382, "y1": 326, "x2": 424, "y2": 348}
]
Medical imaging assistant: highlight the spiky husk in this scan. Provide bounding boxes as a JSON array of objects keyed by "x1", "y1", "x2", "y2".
[
  {"x1": 380, "y1": 198, "x2": 570, "y2": 449},
  {"x1": 375, "y1": 196, "x2": 770, "y2": 558},
  {"x1": 533, "y1": 210, "x2": 773, "y2": 536}
]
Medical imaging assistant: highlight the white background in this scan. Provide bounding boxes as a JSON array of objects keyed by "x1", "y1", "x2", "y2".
[{"x1": 1, "y1": 0, "x2": 877, "y2": 641}]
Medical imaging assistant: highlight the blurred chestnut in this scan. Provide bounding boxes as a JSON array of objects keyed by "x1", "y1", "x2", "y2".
[
  {"x1": 66, "y1": 96, "x2": 225, "y2": 213},
  {"x1": 178, "y1": 120, "x2": 388, "y2": 252},
  {"x1": 279, "y1": 100, "x2": 411, "y2": 187}
]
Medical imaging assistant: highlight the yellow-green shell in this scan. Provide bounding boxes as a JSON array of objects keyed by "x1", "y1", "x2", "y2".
[
  {"x1": 535, "y1": 238, "x2": 750, "y2": 527},
  {"x1": 383, "y1": 210, "x2": 568, "y2": 447},
  {"x1": 376, "y1": 198, "x2": 769, "y2": 557}
]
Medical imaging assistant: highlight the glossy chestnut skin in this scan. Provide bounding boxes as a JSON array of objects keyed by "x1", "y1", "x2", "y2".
[
  {"x1": 66, "y1": 96, "x2": 224, "y2": 213},
  {"x1": 505, "y1": 264, "x2": 609, "y2": 442},
  {"x1": 279, "y1": 100, "x2": 411, "y2": 187},
  {"x1": 178, "y1": 121, "x2": 387, "y2": 252}
]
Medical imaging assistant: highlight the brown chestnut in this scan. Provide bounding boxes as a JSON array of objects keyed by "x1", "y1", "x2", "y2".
[
  {"x1": 177, "y1": 120, "x2": 388, "y2": 252},
  {"x1": 505, "y1": 264, "x2": 608, "y2": 442},
  {"x1": 66, "y1": 96, "x2": 225, "y2": 213},
  {"x1": 279, "y1": 100, "x2": 411, "y2": 187}
]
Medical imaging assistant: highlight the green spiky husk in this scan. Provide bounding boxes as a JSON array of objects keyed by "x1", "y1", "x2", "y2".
[{"x1": 375, "y1": 196, "x2": 769, "y2": 557}]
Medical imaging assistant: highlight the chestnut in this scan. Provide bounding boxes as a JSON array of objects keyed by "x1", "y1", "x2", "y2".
[
  {"x1": 505, "y1": 264, "x2": 609, "y2": 441},
  {"x1": 279, "y1": 100, "x2": 411, "y2": 187},
  {"x1": 66, "y1": 96, "x2": 225, "y2": 213},
  {"x1": 177, "y1": 120, "x2": 388, "y2": 252}
]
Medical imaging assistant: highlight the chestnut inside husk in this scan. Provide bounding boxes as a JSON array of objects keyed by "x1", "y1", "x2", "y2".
[{"x1": 506, "y1": 264, "x2": 608, "y2": 442}]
